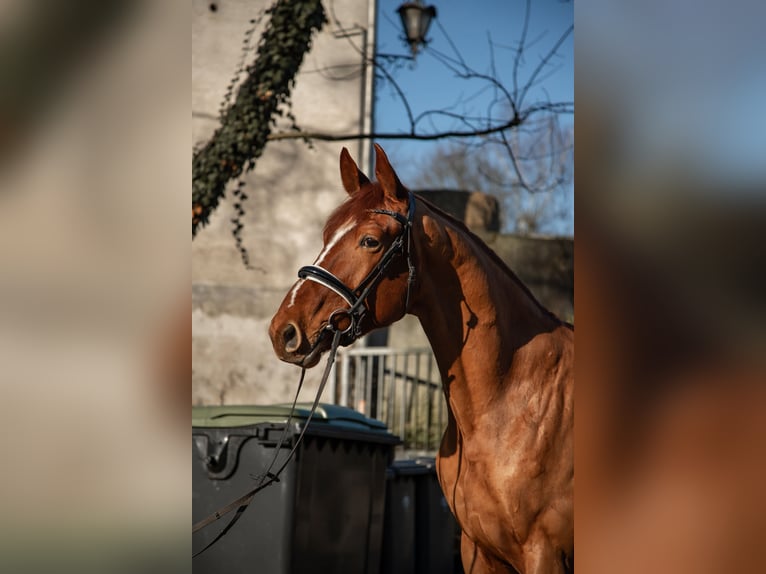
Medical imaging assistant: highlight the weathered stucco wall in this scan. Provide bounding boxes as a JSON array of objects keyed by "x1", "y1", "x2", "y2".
[
  {"x1": 477, "y1": 233, "x2": 574, "y2": 322},
  {"x1": 192, "y1": 0, "x2": 375, "y2": 405}
]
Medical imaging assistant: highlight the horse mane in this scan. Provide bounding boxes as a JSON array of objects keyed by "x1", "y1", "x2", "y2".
[{"x1": 414, "y1": 193, "x2": 567, "y2": 326}]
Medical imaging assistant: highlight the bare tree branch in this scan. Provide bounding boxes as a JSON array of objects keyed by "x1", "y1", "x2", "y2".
[
  {"x1": 375, "y1": 62, "x2": 416, "y2": 133},
  {"x1": 267, "y1": 0, "x2": 573, "y2": 148},
  {"x1": 512, "y1": 0, "x2": 532, "y2": 108},
  {"x1": 411, "y1": 117, "x2": 573, "y2": 234},
  {"x1": 518, "y1": 24, "x2": 573, "y2": 109},
  {"x1": 266, "y1": 102, "x2": 570, "y2": 143},
  {"x1": 500, "y1": 128, "x2": 533, "y2": 193}
]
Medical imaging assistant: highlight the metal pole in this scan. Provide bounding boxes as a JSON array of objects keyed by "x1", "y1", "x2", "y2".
[
  {"x1": 399, "y1": 353, "x2": 407, "y2": 448},
  {"x1": 339, "y1": 351, "x2": 350, "y2": 407},
  {"x1": 328, "y1": 355, "x2": 337, "y2": 404},
  {"x1": 414, "y1": 351, "x2": 421, "y2": 450}
]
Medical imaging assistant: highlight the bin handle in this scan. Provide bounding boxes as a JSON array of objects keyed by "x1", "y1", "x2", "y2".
[{"x1": 193, "y1": 434, "x2": 250, "y2": 480}]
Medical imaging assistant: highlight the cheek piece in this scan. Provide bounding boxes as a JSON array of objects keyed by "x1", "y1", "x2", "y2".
[{"x1": 297, "y1": 191, "x2": 416, "y2": 346}]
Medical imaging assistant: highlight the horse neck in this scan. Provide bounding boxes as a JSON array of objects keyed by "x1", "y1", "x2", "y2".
[{"x1": 409, "y1": 201, "x2": 564, "y2": 432}]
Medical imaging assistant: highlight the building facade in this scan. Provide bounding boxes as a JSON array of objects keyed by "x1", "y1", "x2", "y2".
[{"x1": 192, "y1": 0, "x2": 377, "y2": 405}]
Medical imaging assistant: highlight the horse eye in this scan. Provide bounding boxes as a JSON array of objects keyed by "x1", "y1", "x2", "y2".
[{"x1": 360, "y1": 236, "x2": 380, "y2": 249}]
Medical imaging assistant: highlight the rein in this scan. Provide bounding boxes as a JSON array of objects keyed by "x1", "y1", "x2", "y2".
[
  {"x1": 192, "y1": 328, "x2": 343, "y2": 557},
  {"x1": 297, "y1": 191, "x2": 416, "y2": 345}
]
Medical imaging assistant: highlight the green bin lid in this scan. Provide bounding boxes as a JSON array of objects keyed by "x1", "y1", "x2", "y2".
[{"x1": 192, "y1": 403, "x2": 390, "y2": 433}]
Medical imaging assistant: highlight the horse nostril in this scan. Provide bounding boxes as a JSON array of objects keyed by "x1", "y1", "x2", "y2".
[{"x1": 282, "y1": 322, "x2": 301, "y2": 353}]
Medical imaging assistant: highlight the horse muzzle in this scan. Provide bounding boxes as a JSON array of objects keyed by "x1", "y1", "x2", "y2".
[{"x1": 269, "y1": 319, "x2": 333, "y2": 368}]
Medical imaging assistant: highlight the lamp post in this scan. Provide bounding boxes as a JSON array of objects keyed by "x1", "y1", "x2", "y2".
[{"x1": 396, "y1": 1, "x2": 437, "y2": 57}]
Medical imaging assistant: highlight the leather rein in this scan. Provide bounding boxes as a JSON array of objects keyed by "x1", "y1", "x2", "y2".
[{"x1": 192, "y1": 193, "x2": 416, "y2": 557}]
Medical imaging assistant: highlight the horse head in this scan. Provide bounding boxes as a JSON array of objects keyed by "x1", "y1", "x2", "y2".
[{"x1": 269, "y1": 144, "x2": 415, "y2": 368}]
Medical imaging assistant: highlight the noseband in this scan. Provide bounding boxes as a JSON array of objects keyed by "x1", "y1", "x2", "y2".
[{"x1": 297, "y1": 192, "x2": 416, "y2": 345}]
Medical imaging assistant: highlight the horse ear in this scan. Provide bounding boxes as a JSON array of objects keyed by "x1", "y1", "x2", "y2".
[
  {"x1": 339, "y1": 147, "x2": 370, "y2": 195},
  {"x1": 374, "y1": 143, "x2": 407, "y2": 201}
]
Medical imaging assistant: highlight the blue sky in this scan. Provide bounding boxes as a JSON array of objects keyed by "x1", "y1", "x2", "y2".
[{"x1": 372, "y1": 0, "x2": 574, "y2": 234}]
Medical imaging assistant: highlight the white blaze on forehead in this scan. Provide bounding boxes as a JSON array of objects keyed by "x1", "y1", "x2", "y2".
[{"x1": 286, "y1": 219, "x2": 355, "y2": 308}]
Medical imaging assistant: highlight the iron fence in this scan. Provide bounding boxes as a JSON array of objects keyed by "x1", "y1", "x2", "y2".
[{"x1": 328, "y1": 346, "x2": 446, "y2": 454}]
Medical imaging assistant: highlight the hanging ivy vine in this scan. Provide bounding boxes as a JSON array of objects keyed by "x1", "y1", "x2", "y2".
[{"x1": 192, "y1": 0, "x2": 327, "y2": 238}]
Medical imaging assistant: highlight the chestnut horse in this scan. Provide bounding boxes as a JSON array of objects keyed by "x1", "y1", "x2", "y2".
[{"x1": 269, "y1": 145, "x2": 573, "y2": 574}]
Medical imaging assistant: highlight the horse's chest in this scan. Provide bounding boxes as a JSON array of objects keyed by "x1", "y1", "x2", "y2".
[
  {"x1": 437, "y1": 446, "x2": 527, "y2": 559},
  {"x1": 436, "y1": 426, "x2": 552, "y2": 562}
]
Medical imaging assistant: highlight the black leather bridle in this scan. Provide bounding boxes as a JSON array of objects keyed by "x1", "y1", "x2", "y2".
[{"x1": 297, "y1": 191, "x2": 416, "y2": 345}]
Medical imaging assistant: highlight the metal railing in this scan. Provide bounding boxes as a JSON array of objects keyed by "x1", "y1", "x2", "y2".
[{"x1": 328, "y1": 346, "x2": 446, "y2": 453}]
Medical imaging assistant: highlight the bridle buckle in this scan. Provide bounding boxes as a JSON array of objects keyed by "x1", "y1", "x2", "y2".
[{"x1": 327, "y1": 308, "x2": 355, "y2": 335}]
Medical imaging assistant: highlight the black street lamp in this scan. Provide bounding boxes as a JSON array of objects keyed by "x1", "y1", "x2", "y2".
[{"x1": 396, "y1": 1, "x2": 437, "y2": 57}]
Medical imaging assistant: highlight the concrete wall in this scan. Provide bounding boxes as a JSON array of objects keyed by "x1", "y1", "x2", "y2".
[
  {"x1": 416, "y1": 189, "x2": 501, "y2": 232},
  {"x1": 477, "y1": 233, "x2": 574, "y2": 322},
  {"x1": 192, "y1": 0, "x2": 376, "y2": 405}
]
